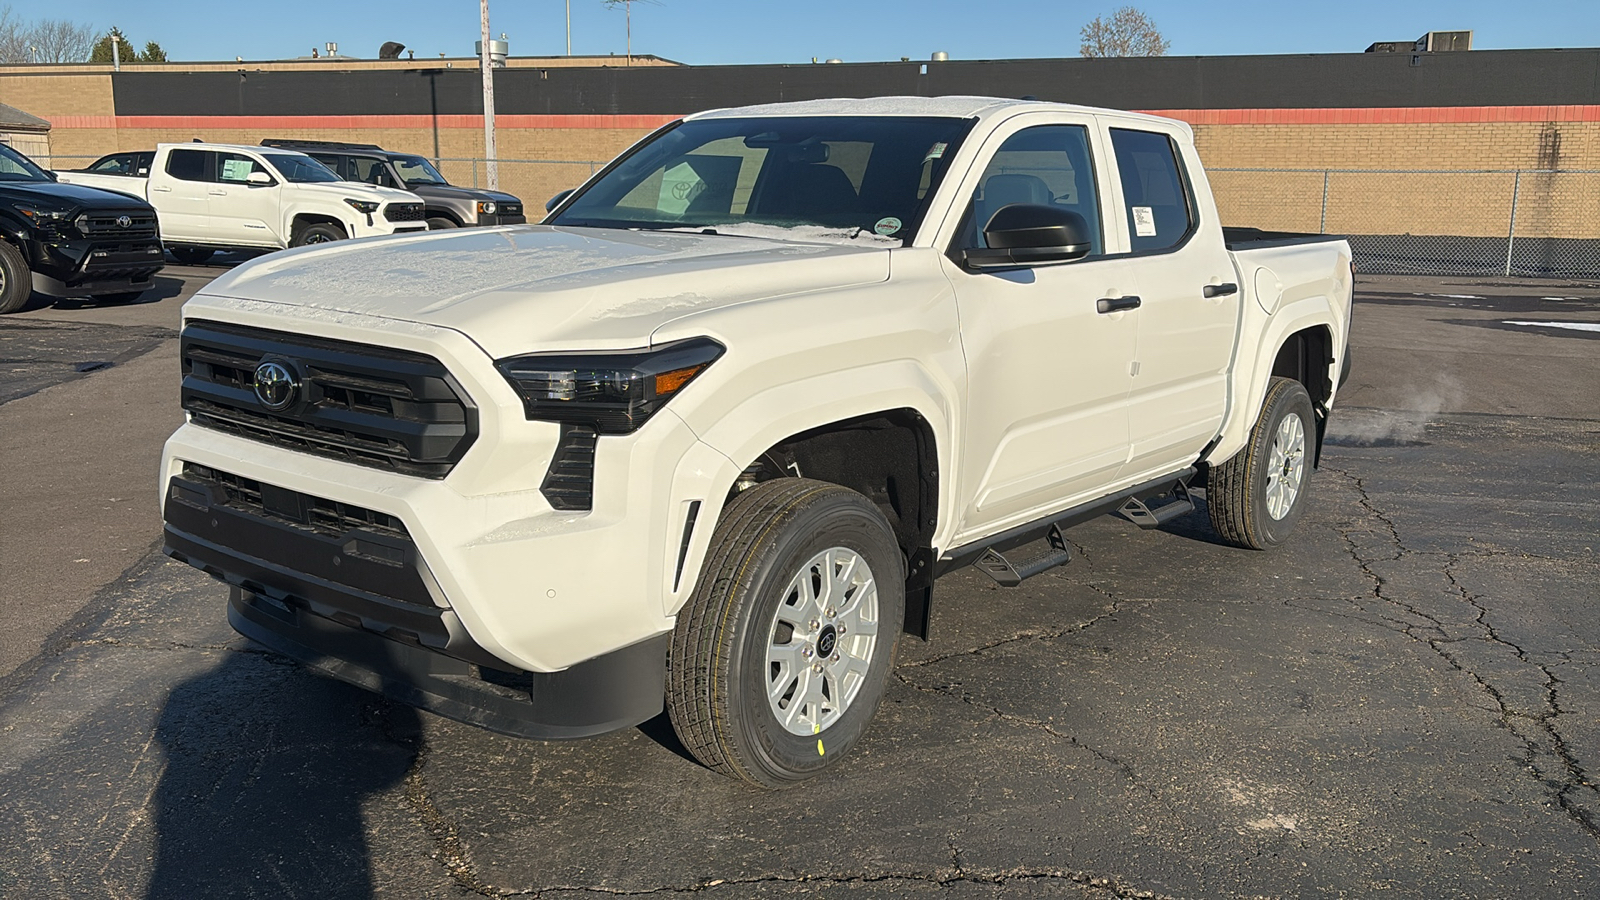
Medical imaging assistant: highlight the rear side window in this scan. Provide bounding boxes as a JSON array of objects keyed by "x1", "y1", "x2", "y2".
[
  {"x1": 310, "y1": 154, "x2": 349, "y2": 179},
  {"x1": 1109, "y1": 128, "x2": 1195, "y2": 253},
  {"x1": 166, "y1": 149, "x2": 209, "y2": 182}
]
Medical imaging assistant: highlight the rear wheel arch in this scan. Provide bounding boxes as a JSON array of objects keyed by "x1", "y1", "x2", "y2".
[{"x1": 1269, "y1": 325, "x2": 1335, "y2": 465}]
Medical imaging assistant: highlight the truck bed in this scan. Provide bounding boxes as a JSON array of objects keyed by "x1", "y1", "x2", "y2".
[{"x1": 1223, "y1": 227, "x2": 1346, "y2": 251}]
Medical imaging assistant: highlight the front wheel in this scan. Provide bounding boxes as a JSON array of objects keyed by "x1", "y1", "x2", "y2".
[
  {"x1": 0, "y1": 240, "x2": 31, "y2": 314},
  {"x1": 426, "y1": 216, "x2": 458, "y2": 230},
  {"x1": 290, "y1": 222, "x2": 347, "y2": 247},
  {"x1": 1208, "y1": 376, "x2": 1317, "y2": 549},
  {"x1": 667, "y1": 479, "x2": 904, "y2": 788}
]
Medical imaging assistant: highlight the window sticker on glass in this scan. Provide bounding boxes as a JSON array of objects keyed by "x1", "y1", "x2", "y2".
[
  {"x1": 657, "y1": 161, "x2": 706, "y2": 215},
  {"x1": 1131, "y1": 205, "x2": 1157, "y2": 237},
  {"x1": 922, "y1": 142, "x2": 948, "y2": 163},
  {"x1": 873, "y1": 216, "x2": 902, "y2": 236},
  {"x1": 220, "y1": 158, "x2": 254, "y2": 181}
]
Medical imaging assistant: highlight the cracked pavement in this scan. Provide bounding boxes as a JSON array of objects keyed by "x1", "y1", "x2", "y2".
[{"x1": 0, "y1": 274, "x2": 1597, "y2": 898}]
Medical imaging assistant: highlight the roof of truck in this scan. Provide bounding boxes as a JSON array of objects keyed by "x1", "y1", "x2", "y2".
[{"x1": 687, "y1": 95, "x2": 1184, "y2": 131}]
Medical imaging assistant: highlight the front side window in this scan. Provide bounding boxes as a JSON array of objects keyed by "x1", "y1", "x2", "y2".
[
  {"x1": 261, "y1": 153, "x2": 341, "y2": 184},
  {"x1": 551, "y1": 115, "x2": 976, "y2": 244},
  {"x1": 349, "y1": 157, "x2": 396, "y2": 187},
  {"x1": 1109, "y1": 128, "x2": 1195, "y2": 253},
  {"x1": 956, "y1": 124, "x2": 1104, "y2": 257},
  {"x1": 217, "y1": 152, "x2": 270, "y2": 184}
]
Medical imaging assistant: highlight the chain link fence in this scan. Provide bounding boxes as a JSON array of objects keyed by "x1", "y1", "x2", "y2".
[
  {"x1": 1210, "y1": 168, "x2": 1600, "y2": 279},
  {"x1": 47, "y1": 154, "x2": 1600, "y2": 279}
]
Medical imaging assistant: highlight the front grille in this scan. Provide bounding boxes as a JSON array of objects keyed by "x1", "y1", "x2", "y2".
[
  {"x1": 500, "y1": 203, "x2": 523, "y2": 217},
  {"x1": 384, "y1": 203, "x2": 426, "y2": 222},
  {"x1": 181, "y1": 463, "x2": 409, "y2": 540},
  {"x1": 180, "y1": 320, "x2": 477, "y2": 478},
  {"x1": 76, "y1": 210, "x2": 159, "y2": 241}
]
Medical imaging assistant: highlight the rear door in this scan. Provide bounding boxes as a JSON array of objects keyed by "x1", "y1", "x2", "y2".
[
  {"x1": 151, "y1": 149, "x2": 213, "y2": 243},
  {"x1": 939, "y1": 114, "x2": 1143, "y2": 543},
  {"x1": 1103, "y1": 122, "x2": 1240, "y2": 481}
]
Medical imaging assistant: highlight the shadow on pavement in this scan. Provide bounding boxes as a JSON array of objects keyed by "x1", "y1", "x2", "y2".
[{"x1": 145, "y1": 652, "x2": 420, "y2": 900}]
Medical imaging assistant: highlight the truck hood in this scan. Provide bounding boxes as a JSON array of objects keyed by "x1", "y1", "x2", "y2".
[
  {"x1": 3, "y1": 180, "x2": 153, "y2": 211},
  {"x1": 413, "y1": 183, "x2": 520, "y2": 204},
  {"x1": 197, "y1": 225, "x2": 891, "y2": 357},
  {"x1": 299, "y1": 181, "x2": 417, "y2": 204}
]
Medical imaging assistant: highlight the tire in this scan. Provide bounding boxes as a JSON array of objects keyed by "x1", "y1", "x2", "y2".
[
  {"x1": 0, "y1": 240, "x2": 31, "y2": 314},
  {"x1": 426, "y1": 216, "x2": 459, "y2": 230},
  {"x1": 667, "y1": 478, "x2": 904, "y2": 789},
  {"x1": 169, "y1": 247, "x2": 215, "y2": 266},
  {"x1": 96, "y1": 291, "x2": 144, "y2": 304},
  {"x1": 1208, "y1": 376, "x2": 1317, "y2": 550},
  {"x1": 290, "y1": 222, "x2": 347, "y2": 247}
]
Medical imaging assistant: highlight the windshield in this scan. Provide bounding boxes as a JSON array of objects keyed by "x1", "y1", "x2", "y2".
[
  {"x1": 0, "y1": 143, "x2": 52, "y2": 182},
  {"x1": 261, "y1": 153, "x2": 342, "y2": 183},
  {"x1": 394, "y1": 155, "x2": 449, "y2": 186},
  {"x1": 550, "y1": 115, "x2": 976, "y2": 243}
]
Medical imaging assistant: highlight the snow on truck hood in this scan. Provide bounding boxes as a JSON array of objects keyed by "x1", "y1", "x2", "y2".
[{"x1": 194, "y1": 225, "x2": 892, "y2": 358}]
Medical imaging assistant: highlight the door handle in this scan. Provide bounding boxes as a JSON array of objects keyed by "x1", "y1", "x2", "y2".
[
  {"x1": 1096, "y1": 295, "x2": 1141, "y2": 314},
  {"x1": 1203, "y1": 282, "x2": 1238, "y2": 298},
  {"x1": 208, "y1": 189, "x2": 228, "y2": 196},
  {"x1": 150, "y1": 185, "x2": 172, "y2": 192}
]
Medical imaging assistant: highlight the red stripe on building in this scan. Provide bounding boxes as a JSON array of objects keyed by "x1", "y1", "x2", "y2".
[{"x1": 44, "y1": 107, "x2": 1600, "y2": 130}]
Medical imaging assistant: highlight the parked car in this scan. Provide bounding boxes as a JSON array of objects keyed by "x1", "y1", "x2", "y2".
[
  {"x1": 70, "y1": 150, "x2": 156, "y2": 178},
  {"x1": 0, "y1": 142, "x2": 163, "y2": 314},
  {"x1": 261, "y1": 139, "x2": 525, "y2": 230},
  {"x1": 56, "y1": 143, "x2": 427, "y2": 264},
  {"x1": 160, "y1": 97, "x2": 1354, "y2": 787}
]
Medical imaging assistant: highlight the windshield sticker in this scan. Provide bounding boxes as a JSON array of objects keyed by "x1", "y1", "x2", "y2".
[
  {"x1": 873, "y1": 216, "x2": 903, "y2": 236},
  {"x1": 922, "y1": 142, "x2": 948, "y2": 163},
  {"x1": 1131, "y1": 206, "x2": 1157, "y2": 237},
  {"x1": 220, "y1": 158, "x2": 254, "y2": 182}
]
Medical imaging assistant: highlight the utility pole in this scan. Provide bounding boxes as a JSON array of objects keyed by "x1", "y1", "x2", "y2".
[{"x1": 479, "y1": 0, "x2": 498, "y2": 190}]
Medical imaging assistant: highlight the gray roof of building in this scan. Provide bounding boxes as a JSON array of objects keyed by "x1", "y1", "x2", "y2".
[{"x1": 0, "y1": 102, "x2": 50, "y2": 131}]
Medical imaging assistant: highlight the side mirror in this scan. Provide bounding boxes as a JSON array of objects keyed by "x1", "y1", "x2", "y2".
[
  {"x1": 247, "y1": 170, "x2": 276, "y2": 186},
  {"x1": 963, "y1": 204, "x2": 1093, "y2": 270},
  {"x1": 545, "y1": 189, "x2": 575, "y2": 213}
]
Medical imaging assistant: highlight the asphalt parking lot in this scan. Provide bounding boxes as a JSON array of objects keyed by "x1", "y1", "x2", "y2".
[{"x1": 0, "y1": 264, "x2": 1597, "y2": 898}]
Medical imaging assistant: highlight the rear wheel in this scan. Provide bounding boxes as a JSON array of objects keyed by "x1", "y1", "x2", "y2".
[
  {"x1": 0, "y1": 240, "x2": 32, "y2": 314},
  {"x1": 169, "y1": 246, "x2": 215, "y2": 266},
  {"x1": 290, "y1": 222, "x2": 347, "y2": 247},
  {"x1": 1208, "y1": 376, "x2": 1316, "y2": 549},
  {"x1": 667, "y1": 478, "x2": 904, "y2": 788}
]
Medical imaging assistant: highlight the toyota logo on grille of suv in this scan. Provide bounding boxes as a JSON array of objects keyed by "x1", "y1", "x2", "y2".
[
  {"x1": 115, "y1": 215, "x2": 132, "y2": 228},
  {"x1": 252, "y1": 360, "x2": 300, "y2": 411}
]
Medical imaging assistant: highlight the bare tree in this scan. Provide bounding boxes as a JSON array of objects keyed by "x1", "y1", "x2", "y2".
[
  {"x1": 0, "y1": 5, "x2": 28, "y2": 62},
  {"x1": 1080, "y1": 6, "x2": 1170, "y2": 58},
  {"x1": 28, "y1": 18, "x2": 96, "y2": 63}
]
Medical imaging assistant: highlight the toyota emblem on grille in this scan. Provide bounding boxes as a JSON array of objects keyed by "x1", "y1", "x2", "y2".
[
  {"x1": 252, "y1": 360, "x2": 299, "y2": 411},
  {"x1": 115, "y1": 215, "x2": 132, "y2": 228}
]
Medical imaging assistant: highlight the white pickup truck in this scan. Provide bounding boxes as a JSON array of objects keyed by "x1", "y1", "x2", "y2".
[
  {"x1": 58, "y1": 142, "x2": 427, "y2": 263},
  {"x1": 159, "y1": 97, "x2": 1352, "y2": 787}
]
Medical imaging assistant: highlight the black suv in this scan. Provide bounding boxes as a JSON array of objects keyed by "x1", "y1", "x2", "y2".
[
  {"x1": 260, "y1": 140, "x2": 525, "y2": 230},
  {"x1": 0, "y1": 143, "x2": 163, "y2": 314}
]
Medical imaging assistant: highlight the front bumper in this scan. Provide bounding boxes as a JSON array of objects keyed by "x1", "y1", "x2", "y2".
[
  {"x1": 160, "y1": 301, "x2": 739, "y2": 677},
  {"x1": 28, "y1": 237, "x2": 164, "y2": 296}
]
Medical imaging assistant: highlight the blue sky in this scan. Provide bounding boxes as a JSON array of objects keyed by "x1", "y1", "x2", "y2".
[{"x1": 46, "y1": 1, "x2": 1600, "y2": 64}]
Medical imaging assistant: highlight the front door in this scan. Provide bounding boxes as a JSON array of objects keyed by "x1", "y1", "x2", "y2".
[
  {"x1": 208, "y1": 151, "x2": 283, "y2": 246},
  {"x1": 942, "y1": 120, "x2": 1141, "y2": 544}
]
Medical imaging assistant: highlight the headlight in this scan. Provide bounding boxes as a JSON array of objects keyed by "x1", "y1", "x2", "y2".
[
  {"x1": 496, "y1": 337, "x2": 724, "y2": 434},
  {"x1": 14, "y1": 205, "x2": 72, "y2": 238},
  {"x1": 477, "y1": 201, "x2": 497, "y2": 216},
  {"x1": 343, "y1": 199, "x2": 380, "y2": 213}
]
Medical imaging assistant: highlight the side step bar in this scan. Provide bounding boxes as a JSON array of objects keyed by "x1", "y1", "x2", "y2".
[
  {"x1": 974, "y1": 524, "x2": 1071, "y2": 587},
  {"x1": 1117, "y1": 480, "x2": 1195, "y2": 529},
  {"x1": 939, "y1": 468, "x2": 1197, "y2": 589}
]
